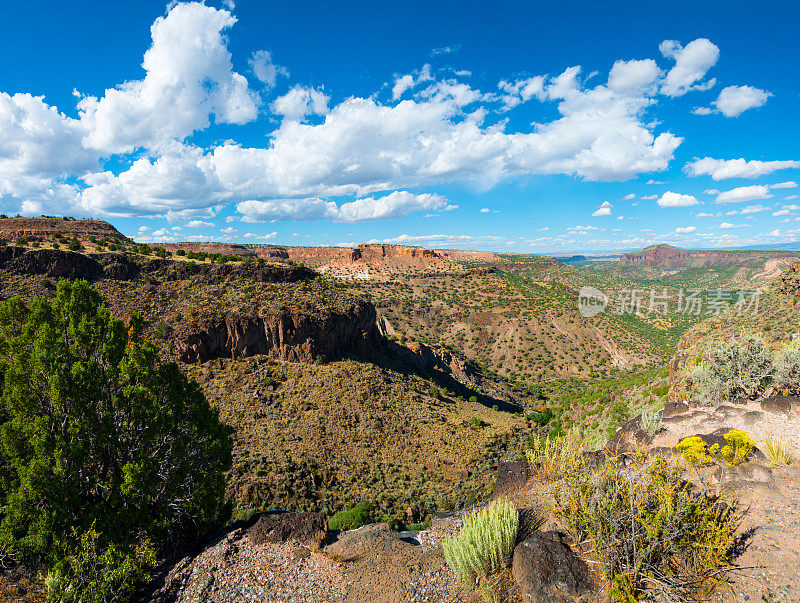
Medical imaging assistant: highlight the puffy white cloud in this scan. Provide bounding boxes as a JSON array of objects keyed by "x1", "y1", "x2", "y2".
[
  {"x1": 719, "y1": 222, "x2": 751, "y2": 229},
  {"x1": 270, "y1": 85, "x2": 329, "y2": 121},
  {"x1": 713, "y1": 85, "x2": 771, "y2": 117},
  {"x1": 431, "y1": 45, "x2": 461, "y2": 56},
  {"x1": 243, "y1": 230, "x2": 277, "y2": 239},
  {"x1": 591, "y1": 200, "x2": 612, "y2": 216},
  {"x1": 78, "y1": 143, "x2": 224, "y2": 216},
  {"x1": 772, "y1": 204, "x2": 798, "y2": 216},
  {"x1": 676, "y1": 225, "x2": 696, "y2": 233},
  {"x1": 715, "y1": 185, "x2": 773, "y2": 204},
  {"x1": 236, "y1": 191, "x2": 449, "y2": 222},
  {"x1": 221, "y1": 226, "x2": 237, "y2": 233},
  {"x1": 623, "y1": 193, "x2": 635, "y2": 200},
  {"x1": 657, "y1": 191, "x2": 698, "y2": 207},
  {"x1": 480, "y1": 208, "x2": 490, "y2": 213},
  {"x1": 337, "y1": 191, "x2": 449, "y2": 221},
  {"x1": 692, "y1": 106, "x2": 714, "y2": 115},
  {"x1": 186, "y1": 220, "x2": 214, "y2": 228},
  {"x1": 685, "y1": 157, "x2": 800, "y2": 180},
  {"x1": 249, "y1": 50, "x2": 289, "y2": 88},
  {"x1": 498, "y1": 76, "x2": 545, "y2": 109},
  {"x1": 771, "y1": 181, "x2": 798, "y2": 189},
  {"x1": 1, "y1": 8, "x2": 706, "y2": 220},
  {"x1": 659, "y1": 39, "x2": 719, "y2": 97},
  {"x1": 77, "y1": 2, "x2": 257, "y2": 154},
  {"x1": 607, "y1": 59, "x2": 661, "y2": 94},
  {"x1": 237, "y1": 197, "x2": 338, "y2": 222},
  {"x1": 366, "y1": 233, "x2": 508, "y2": 249},
  {"x1": 0, "y1": 93, "x2": 95, "y2": 205},
  {"x1": 392, "y1": 64, "x2": 433, "y2": 100},
  {"x1": 566, "y1": 224, "x2": 602, "y2": 233}
]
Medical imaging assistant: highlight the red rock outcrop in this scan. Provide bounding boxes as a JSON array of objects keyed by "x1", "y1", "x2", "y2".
[{"x1": 0, "y1": 217, "x2": 128, "y2": 241}]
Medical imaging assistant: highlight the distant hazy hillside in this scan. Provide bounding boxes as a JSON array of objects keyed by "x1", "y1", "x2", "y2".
[
  {"x1": 589, "y1": 243, "x2": 800, "y2": 290},
  {"x1": 621, "y1": 243, "x2": 800, "y2": 269}
]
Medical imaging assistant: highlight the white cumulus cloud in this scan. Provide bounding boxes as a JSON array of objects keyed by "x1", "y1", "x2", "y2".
[
  {"x1": 715, "y1": 185, "x2": 773, "y2": 204},
  {"x1": 657, "y1": 191, "x2": 698, "y2": 207},
  {"x1": 713, "y1": 85, "x2": 771, "y2": 117},
  {"x1": 249, "y1": 50, "x2": 289, "y2": 88},
  {"x1": 685, "y1": 157, "x2": 800, "y2": 180},
  {"x1": 659, "y1": 38, "x2": 719, "y2": 97},
  {"x1": 270, "y1": 85, "x2": 330, "y2": 121},
  {"x1": 236, "y1": 191, "x2": 450, "y2": 222}
]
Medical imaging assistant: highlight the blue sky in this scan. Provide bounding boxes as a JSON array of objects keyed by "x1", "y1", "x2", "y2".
[{"x1": 1, "y1": 0, "x2": 798, "y2": 252}]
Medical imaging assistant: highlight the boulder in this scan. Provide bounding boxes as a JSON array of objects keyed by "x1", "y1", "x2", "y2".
[
  {"x1": 605, "y1": 414, "x2": 651, "y2": 453},
  {"x1": 761, "y1": 396, "x2": 800, "y2": 416},
  {"x1": 493, "y1": 460, "x2": 531, "y2": 499},
  {"x1": 246, "y1": 511, "x2": 328, "y2": 551},
  {"x1": 512, "y1": 532, "x2": 592, "y2": 602}
]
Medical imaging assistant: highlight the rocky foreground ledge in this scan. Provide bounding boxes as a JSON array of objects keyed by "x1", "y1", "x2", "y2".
[{"x1": 140, "y1": 396, "x2": 800, "y2": 603}]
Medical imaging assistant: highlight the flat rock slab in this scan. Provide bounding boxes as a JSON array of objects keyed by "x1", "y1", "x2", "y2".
[
  {"x1": 323, "y1": 523, "x2": 413, "y2": 562},
  {"x1": 761, "y1": 396, "x2": 800, "y2": 415}
]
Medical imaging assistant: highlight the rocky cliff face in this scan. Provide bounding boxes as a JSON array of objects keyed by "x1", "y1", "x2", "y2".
[
  {"x1": 2, "y1": 248, "x2": 104, "y2": 279},
  {"x1": 174, "y1": 301, "x2": 380, "y2": 364}
]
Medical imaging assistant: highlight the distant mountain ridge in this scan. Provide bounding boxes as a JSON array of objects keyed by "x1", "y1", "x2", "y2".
[{"x1": 621, "y1": 243, "x2": 800, "y2": 269}]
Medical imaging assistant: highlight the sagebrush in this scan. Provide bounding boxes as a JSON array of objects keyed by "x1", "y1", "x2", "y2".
[{"x1": 443, "y1": 498, "x2": 518, "y2": 599}]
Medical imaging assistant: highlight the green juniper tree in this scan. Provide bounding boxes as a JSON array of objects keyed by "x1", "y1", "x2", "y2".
[{"x1": 0, "y1": 280, "x2": 232, "y2": 600}]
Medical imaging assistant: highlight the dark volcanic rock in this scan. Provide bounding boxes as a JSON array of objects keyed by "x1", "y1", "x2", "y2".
[
  {"x1": 605, "y1": 413, "x2": 652, "y2": 453},
  {"x1": 0, "y1": 246, "x2": 26, "y2": 265},
  {"x1": 141, "y1": 258, "x2": 315, "y2": 284},
  {"x1": 174, "y1": 301, "x2": 380, "y2": 364},
  {"x1": 247, "y1": 511, "x2": 328, "y2": 551},
  {"x1": 492, "y1": 460, "x2": 531, "y2": 499},
  {"x1": 7, "y1": 249, "x2": 102, "y2": 279},
  {"x1": 512, "y1": 531, "x2": 592, "y2": 602}
]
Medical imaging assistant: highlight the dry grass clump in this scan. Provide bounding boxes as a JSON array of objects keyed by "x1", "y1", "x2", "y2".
[
  {"x1": 525, "y1": 429, "x2": 590, "y2": 481},
  {"x1": 764, "y1": 434, "x2": 794, "y2": 467},
  {"x1": 443, "y1": 498, "x2": 519, "y2": 601}
]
